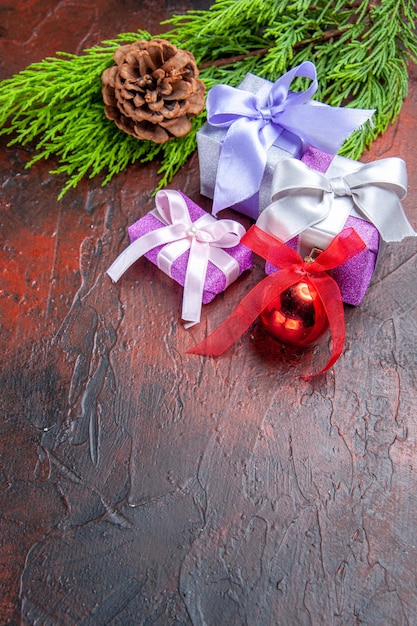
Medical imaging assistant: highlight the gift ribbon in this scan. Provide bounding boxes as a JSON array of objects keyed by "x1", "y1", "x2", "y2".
[
  {"x1": 188, "y1": 225, "x2": 367, "y2": 377},
  {"x1": 107, "y1": 190, "x2": 246, "y2": 327},
  {"x1": 256, "y1": 157, "x2": 415, "y2": 243},
  {"x1": 207, "y1": 61, "x2": 374, "y2": 215}
]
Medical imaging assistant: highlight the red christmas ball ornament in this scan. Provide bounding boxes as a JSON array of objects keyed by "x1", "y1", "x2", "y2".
[{"x1": 260, "y1": 280, "x2": 329, "y2": 347}]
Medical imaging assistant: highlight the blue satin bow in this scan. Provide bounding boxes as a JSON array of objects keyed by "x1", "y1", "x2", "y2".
[{"x1": 207, "y1": 61, "x2": 374, "y2": 215}]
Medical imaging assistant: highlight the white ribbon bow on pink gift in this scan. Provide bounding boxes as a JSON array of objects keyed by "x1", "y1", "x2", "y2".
[{"x1": 107, "y1": 189, "x2": 246, "y2": 327}]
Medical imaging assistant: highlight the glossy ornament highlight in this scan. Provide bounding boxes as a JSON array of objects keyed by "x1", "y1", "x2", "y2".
[{"x1": 260, "y1": 280, "x2": 328, "y2": 346}]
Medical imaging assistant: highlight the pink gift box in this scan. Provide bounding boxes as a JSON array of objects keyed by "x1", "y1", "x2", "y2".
[
  {"x1": 265, "y1": 216, "x2": 379, "y2": 306},
  {"x1": 127, "y1": 192, "x2": 253, "y2": 305},
  {"x1": 301, "y1": 146, "x2": 334, "y2": 174}
]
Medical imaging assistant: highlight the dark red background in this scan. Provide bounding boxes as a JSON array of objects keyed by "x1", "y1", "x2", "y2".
[{"x1": 1, "y1": 2, "x2": 417, "y2": 624}]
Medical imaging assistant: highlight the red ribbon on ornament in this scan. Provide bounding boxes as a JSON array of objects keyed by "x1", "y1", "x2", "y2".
[{"x1": 188, "y1": 225, "x2": 366, "y2": 377}]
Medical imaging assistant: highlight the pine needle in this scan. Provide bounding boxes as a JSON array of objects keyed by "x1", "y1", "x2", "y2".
[{"x1": 0, "y1": 1, "x2": 416, "y2": 198}]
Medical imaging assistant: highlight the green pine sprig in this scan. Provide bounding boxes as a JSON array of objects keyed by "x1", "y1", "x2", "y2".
[
  {"x1": 0, "y1": 31, "x2": 161, "y2": 198},
  {"x1": 0, "y1": 0, "x2": 416, "y2": 199}
]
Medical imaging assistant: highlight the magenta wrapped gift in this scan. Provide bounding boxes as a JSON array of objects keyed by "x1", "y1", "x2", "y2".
[
  {"x1": 264, "y1": 216, "x2": 380, "y2": 306},
  {"x1": 197, "y1": 61, "x2": 374, "y2": 219},
  {"x1": 258, "y1": 155, "x2": 415, "y2": 305},
  {"x1": 107, "y1": 190, "x2": 253, "y2": 326}
]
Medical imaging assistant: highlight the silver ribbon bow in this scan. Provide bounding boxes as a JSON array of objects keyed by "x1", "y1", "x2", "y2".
[{"x1": 256, "y1": 157, "x2": 415, "y2": 244}]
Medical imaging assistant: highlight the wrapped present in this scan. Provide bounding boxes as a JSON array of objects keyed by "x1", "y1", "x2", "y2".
[
  {"x1": 107, "y1": 190, "x2": 253, "y2": 327},
  {"x1": 258, "y1": 155, "x2": 415, "y2": 305},
  {"x1": 197, "y1": 61, "x2": 374, "y2": 219},
  {"x1": 189, "y1": 225, "x2": 367, "y2": 378}
]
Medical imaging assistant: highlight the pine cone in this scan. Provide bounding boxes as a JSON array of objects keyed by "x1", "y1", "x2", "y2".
[{"x1": 102, "y1": 39, "x2": 206, "y2": 144}]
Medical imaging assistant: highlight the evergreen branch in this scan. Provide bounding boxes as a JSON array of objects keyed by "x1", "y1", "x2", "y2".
[
  {"x1": 0, "y1": 0, "x2": 416, "y2": 199},
  {"x1": 198, "y1": 27, "x2": 348, "y2": 69}
]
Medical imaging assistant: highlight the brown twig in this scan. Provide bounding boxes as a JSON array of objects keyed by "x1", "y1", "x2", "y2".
[
  {"x1": 198, "y1": 28, "x2": 345, "y2": 70},
  {"x1": 199, "y1": 47, "x2": 270, "y2": 69}
]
